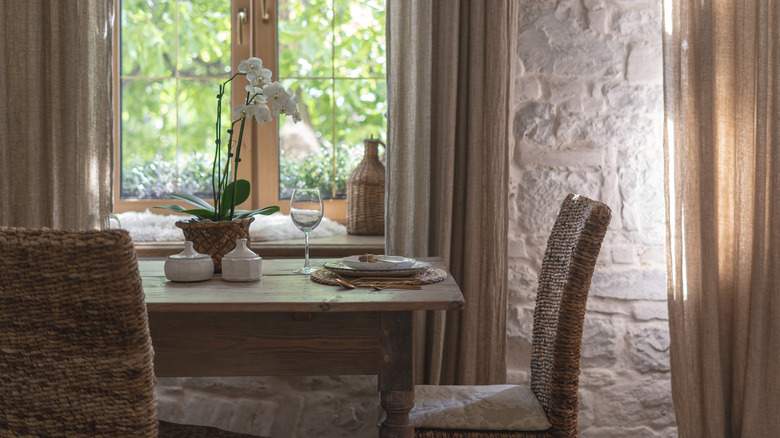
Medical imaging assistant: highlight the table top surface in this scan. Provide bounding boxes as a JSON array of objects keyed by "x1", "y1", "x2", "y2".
[{"x1": 140, "y1": 257, "x2": 465, "y2": 313}]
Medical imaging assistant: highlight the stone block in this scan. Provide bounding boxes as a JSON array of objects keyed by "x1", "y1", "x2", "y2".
[
  {"x1": 586, "y1": 297, "x2": 631, "y2": 317},
  {"x1": 513, "y1": 102, "x2": 557, "y2": 145},
  {"x1": 513, "y1": 170, "x2": 602, "y2": 234},
  {"x1": 517, "y1": 18, "x2": 625, "y2": 77},
  {"x1": 605, "y1": 83, "x2": 663, "y2": 113},
  {"x1": 548, "y1": 78, "x2": 587, "y2": 112},
  {"x1": 618, "y1": 146, "x2": 665, "y2": 231},
  {"x1": 508, "y1": 263, "x2": 539, "y2": 298},
  {"x1": 587, "y1": 377, "x2": 676, "y2": 432},
  {"x1": 580, "y1": 368, "x2": 619, "y2": 388},
  {"x1": 518, "y1": 148, "x2": 604, "y2": 169},
  {"x1": 610, "y1": 245, "x2": 637, "y2": 264},
  {"x1": 508, "y1": 235, "x2": 527, "y2": 258},
  {"x1": 615, "y1": 7, "x2": 661, "y2": 36},
  {"x1": 517, "y1": 76, "x2": 543, "y2": 100},
  {"x1": 591, "y1": 268, "x2": 667, "y2": 300},
  {"x1": 640, "y1": 245, "x2": 666, "y2": 265},
  {"x1": 581, "y1": 315, "x2": 618, "y2": 366},
  {"x1": 632, "y1": 301, "x2": 669, "y2": 321},
  {"x1": 506, "y1": 331, "x2": 532, "y2": 372},
  {"x1": 588, "y1": 8, "x2": 610, "y2": 34},
  {"x1": 627, "y1": 42, "x2": 663, "y2": 83},
  {"x1": 557, "y1": 113, "x2": 659, "y2": 149},
  {"x1": 628, "y1": 325, "x2": 671, "y2": 372},
  {"x1": 583, "y1": 0, "x2": 606, "y2": 9}
]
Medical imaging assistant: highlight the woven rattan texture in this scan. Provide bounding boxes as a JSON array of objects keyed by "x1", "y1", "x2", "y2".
[
  {"x1": 310, "y1": 267, "x2": 448, "y2": 286},
  {"x1": 0, "y1": 228, "x2": 268, "y2": 438},
  {"x1": 530, "y1": 194, "x2": 611, "y2": 437},
  {"x1": 176, "y1": 218, "x2": 254, "y2": 273},
  {"x1": 0, "y1": 228, "x2": 157, "y2": 437},
  {"x1": 347, "y1": 138, "x2": 385, "y2": 235},
  {"x1": 414, "y1": 194, "x2": 611, "y2": 438}
]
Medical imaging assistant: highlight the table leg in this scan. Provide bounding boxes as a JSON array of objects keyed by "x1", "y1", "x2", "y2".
[{"x1": 379, "y1": 311, "x2": 415, "y2": 438}]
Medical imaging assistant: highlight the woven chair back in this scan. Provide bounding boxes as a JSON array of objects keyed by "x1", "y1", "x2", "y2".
[
  {"x1": 0, "y1": 228, "x2": 158, "y2": 437},
  {"x1": 530, "y1": 194, "x2": 611, "y2": 437}
]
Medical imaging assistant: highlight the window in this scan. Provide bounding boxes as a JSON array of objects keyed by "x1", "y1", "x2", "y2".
[{"x1": 113, "y1": 0, "x2": 386, "y2": 223}]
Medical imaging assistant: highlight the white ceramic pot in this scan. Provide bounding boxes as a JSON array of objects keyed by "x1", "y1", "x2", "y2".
[
  {"x1": 164, "y1": 241, "x2": 214, "y2": 282},
  {"x1": 221, "y1": 238, "x2": 262, "y2": 282}
]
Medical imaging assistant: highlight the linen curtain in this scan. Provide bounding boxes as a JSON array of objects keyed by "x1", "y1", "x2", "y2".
[
  {"x1": 663, "y1": 1, "x2": 780, "y2": 436},
  {"x1": 386, "y1": 0, "x2": 518, "y2": 385},
  {"x1": 0, "y1": 0, "x2": 114, "y2": 229}
]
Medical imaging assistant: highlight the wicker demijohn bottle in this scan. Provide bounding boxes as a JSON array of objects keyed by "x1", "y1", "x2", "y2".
[{"x1": 347, "y1": 138, "x2": 385, "y2": 235}]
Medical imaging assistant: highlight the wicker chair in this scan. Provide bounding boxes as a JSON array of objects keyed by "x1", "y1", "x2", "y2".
[
  {"x1": 411, "y1": 194, "x2": 612, "y2": 438},
  {"x1": 0, "y1": 227, "x2": 263, "y2": 438}
]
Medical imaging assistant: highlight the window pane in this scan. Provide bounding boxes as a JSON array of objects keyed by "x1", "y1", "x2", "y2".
[
  {"x1": 121, "y1": 0, "x2": 176, "y2": 77},
  {"x1": 177, "y1": 1, "x2": 231, "y2": 77},
  {"x1": 333, "y1": 1, "x2": 385, "y2": 78},
  {"x1": 121, "y1": 79, "x2": 178, "y2": 199},
  {"x1": 279, "y1": 79, "x2": 335, "y2": 199},
  {"x1": 120, "y1": 0, "x2": 231, "y2": 200},
  {"x1": 277, "y1": 0, "x2": 386, "y2": 200},
  {"x1": 278, "y1": 0, "x2": 334, "y2": 78}
]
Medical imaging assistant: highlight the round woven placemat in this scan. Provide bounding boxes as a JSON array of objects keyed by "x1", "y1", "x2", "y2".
[{"x1": 310, "y1": 267, "x2": 448, "y2": 287}]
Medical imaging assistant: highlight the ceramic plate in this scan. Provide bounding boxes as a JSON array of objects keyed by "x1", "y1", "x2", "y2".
[
  {"x1": 341, "y1": 255, "x2": 416, "y2": 271},
  {"x1": 324, "y1": 260, "x2": 432, "y2": 278}
]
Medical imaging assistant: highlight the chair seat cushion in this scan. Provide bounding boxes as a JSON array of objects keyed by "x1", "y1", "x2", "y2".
[
  {"x1": 159, "y1": 420, "x2": 266, "y2": 437},
  {"x1": 411, "y1": 384, "x2": 551, "y2": 431}
]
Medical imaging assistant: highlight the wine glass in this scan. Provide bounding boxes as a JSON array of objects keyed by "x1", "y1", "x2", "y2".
[
  {"x1": 85, "y1": 212, "x2": 122, "y2": 230},
  {"x1": 290, "y1": 187, "x2": 324, "y2": 274}
]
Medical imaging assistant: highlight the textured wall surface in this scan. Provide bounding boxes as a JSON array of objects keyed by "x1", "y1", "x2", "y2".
[
  {"x1": 509, "y1": 1, "x2": 675, "y2": 437},
  {"x1": 157, "y1": 1, "x2": 675, "y2": 436}
]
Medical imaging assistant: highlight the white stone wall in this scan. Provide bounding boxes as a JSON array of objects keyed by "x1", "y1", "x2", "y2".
[
  {"x1": 509, "y1": 0, "x2": 676, "y2": 437},
  {"x1": 157, "y1": 1, "x2": 676, "y2": 437}
]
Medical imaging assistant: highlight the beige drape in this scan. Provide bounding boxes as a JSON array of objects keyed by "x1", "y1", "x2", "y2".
[
  {"x1": 663, "y1": 1, "x2": 780, "y2": 436},
  {"x1": 0, "y1": 0, "x2": 114, "y2": 229},
  {"x1": 386, "y1": 0, "x2": 518, "y2": 385}
]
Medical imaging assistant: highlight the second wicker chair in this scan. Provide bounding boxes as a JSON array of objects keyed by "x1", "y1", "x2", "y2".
[
  {"x1": 410, "y1": 194, "x2": 612, "y2": 437},
  {"x1": 0, "y1": 227, "x2": 264, "y2": 438}
]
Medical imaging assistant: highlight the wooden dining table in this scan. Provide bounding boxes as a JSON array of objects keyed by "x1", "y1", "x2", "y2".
[{"x1": 140, "y1": 257, "x2": 465, "y2": 438}]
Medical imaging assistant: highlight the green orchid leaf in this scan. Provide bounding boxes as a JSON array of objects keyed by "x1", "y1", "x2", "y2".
[
  {"x1": 220, "y1": 179, "x2": 251, "y2": 218},
  {"x1": 154, "y1": 204, "x2": 190, "y2": 214},
  {"x1": 232, "y1": 206, "x2": 281, "y2": 219},
  {"x1": 153, "y1": 205, "x2": 218, "y2": 221},
  {"x1": 170, "y1": 193, "x2": 215, "y2": 212}
]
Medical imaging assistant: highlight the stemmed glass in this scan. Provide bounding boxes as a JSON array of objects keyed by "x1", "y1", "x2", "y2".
[{"x1": 290, "y1": 187, "x2": 324, "y2": 274}]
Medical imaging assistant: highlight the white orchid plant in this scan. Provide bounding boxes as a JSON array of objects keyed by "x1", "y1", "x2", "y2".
[{"x1": 157, "y1": 58, "x2": 301, "y2": 221}]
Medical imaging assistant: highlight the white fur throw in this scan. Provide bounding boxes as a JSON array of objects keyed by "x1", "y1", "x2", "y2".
[{"x1": 117, "y1": 209, "x2": 346, "y2": 242}]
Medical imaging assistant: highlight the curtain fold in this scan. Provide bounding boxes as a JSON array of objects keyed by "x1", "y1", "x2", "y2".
[
  {"x1": 663, "y1": 1, "x2": 780, "y2": 436},
  {"x1": 387, "y1": 0, "x2": 518, "y2": 385},
  {"x1": 0, "y1": 0, "x2": 113, "y2": 229}
]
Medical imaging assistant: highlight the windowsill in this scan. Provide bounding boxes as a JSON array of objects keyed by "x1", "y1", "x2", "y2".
[{"x1": 133, "y1": 234, "x2": 385, "y2": 259}]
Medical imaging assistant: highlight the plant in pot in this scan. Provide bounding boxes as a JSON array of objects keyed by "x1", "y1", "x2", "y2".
[{"x1": 157, "y1": 57, "x2": 301, "y2": 271}]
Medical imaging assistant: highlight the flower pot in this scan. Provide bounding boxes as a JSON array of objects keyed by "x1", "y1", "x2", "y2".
[{"x1": 175, "y1": 218, "x2": 254, "y2": 273}]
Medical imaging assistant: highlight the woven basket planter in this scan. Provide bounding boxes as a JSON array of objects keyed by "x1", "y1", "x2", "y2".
[
  {"x1": 347, "y1": 138, "x2": 385, "y2": 235},
  {"x1": 175, "y1": 218, "x2": 254, "y2": 273}
]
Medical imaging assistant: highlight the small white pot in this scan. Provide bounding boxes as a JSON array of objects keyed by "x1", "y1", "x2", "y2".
[
  {"x1": 221, "y1": 238, "x2": 262, "y2": 282},
  {"x1": 164, "y1": 241, "x2": 214, "y2": 282}
]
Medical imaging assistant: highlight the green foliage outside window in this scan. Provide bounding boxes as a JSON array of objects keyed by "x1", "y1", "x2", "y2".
[{"x1": 120, "y1": 0, "x2": 386, "y2": 201}]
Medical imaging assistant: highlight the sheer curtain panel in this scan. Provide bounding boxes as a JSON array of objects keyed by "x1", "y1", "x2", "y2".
[
  {"x1": 663, "y1": 1, "x2": 780, "y2": 436},
  {"x1": 0, "y1": 0, "x2": 114, "y2": 228},
  {"x1": 386, "y1": 0, "x2": 518, "y2": 385}
]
